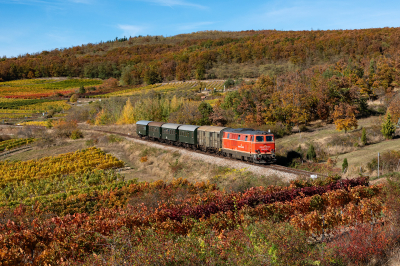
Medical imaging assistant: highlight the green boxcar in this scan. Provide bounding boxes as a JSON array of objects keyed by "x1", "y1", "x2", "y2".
[
  {"x1": 148, "y1": 122, "x2": 165, "y2": 139},
  {"x1": 161, "y1": 123, "x2": 182, "y2": 142},
  {"x1": 178, "y1": 125, "x2": 199, "y2": 145},
  {"x1": 136, "y1": 120, "x2": 153, "y2": 136}
]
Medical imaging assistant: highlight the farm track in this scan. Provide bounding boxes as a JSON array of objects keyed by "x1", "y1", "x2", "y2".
[
  {"x1": 91, "y1": 129, "x2": 326, "y2": 178},
  {"x1": 0, "y1": 145, "x2": 33, "y2": 158}
]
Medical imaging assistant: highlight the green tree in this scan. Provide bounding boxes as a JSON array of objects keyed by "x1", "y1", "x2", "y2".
[
  {"x1": 306, "y1": 144, "x2": 316, "y2": 161},
  {"x1": 361, "y1": 127, "x2": 367, "y2": 146},
  {"x1": 381, "y1": 112, "x2": 396, "y2": 140},
  {"x1": 79, "y1": 85, "x2": 86, "y2": 94},
  {"x1": 342, "y1": 158, "x2": 348, "y2": 173},
  {"x1": 198, "y1": 102, "x2": 213, "y2": 125},
  {"x1": 223, "y1": 78, "x2": 235, "y2": 88},
  {"x1": 144, "y1": 65, "x2": 162, "y2": 85}
]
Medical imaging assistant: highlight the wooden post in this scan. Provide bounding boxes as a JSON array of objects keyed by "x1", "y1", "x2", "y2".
[{"x1": 378, "y1": 152, "x2": 380, "y2": 178}]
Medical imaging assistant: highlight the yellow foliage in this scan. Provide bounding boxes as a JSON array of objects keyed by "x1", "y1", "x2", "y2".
[
  {"x1": 333, "y1": 104, "x2": 358, "y2": 132},
  {"x1": 117, "y1": 99, "x2": 135, "y2": 124},
  {"x1": 94, "y1": 109, "x2": 108, "y2": 125}
]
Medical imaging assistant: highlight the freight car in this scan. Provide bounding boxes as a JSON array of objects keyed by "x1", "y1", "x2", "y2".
[{"x1": 136, "y1": 121, "x2": 276, "y2": 164}]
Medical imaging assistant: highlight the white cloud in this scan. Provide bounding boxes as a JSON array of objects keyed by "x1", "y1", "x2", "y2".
[
  {"x1": 138, "y1": 0, "x2": 206, "y2": 9},
  {"x1": 117, "y1": 24, "x2": 145, "y2": 37}
]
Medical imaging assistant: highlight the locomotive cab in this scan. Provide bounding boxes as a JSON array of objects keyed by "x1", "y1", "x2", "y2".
[{"x1": 251, "y1": 133, "x2": 276, "y2": 163}]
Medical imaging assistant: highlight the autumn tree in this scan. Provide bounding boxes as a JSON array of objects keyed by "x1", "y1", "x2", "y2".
[
  {"x1": 333, "y1": 103, "x2": 358, "y2": 133},
  {"x1": 102, "y1": 77, "x2": 119, "y2": 88},
  {"x1": 169, "y1": 101, "x2": 201, "y2": 125},
  {"x1": 117, "y1": 98, "x2": 135, "y2": 124},
  {"x1": 388, "y1": 96, "x2": 400, "y2": 126}
]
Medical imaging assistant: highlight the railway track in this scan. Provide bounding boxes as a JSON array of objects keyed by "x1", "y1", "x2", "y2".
[{"x1": 90, "y1": 129, "x2": 326, "y2": 178}]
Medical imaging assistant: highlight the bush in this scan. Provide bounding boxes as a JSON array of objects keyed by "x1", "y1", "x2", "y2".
[
  {"x1": 361, "y1": 127, "x2": 367, "y2": 145},
  {"x1": 70, "y1": 130, "x2": 83, "y2": 140},
  {"x1": 306, "y1": 144, "x2": 316, "y2": 161},
  {"x1": 53, "y1": 120, "x2": 79, "y2": 138},
  {"x1": 342, "y1": 158, "x2": 348, "y2": 173},
  {"x1": 70, "y1": 94, "x2": 78, "y2": 103},
  {"x1": 325, "y1": 223, "x2": 395, "y2": 265}
]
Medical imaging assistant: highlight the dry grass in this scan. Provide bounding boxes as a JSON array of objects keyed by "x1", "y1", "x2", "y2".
[{"x1": 78, "y1": 122, "x2": 137, "y2": 136}]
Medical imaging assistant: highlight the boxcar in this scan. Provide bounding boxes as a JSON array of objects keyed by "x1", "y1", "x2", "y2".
[
  {"x1": 197, "y1": 126, "x2": 229, "y2": 153},
  {"x1": 178, "y1": 125, "x2": 199, "y2": 147},
  {"x1": 222, "y1": 128, "x2": 276, "y2": 163},
  {"x1": 148, "y1": 122, "x2": 165, "y2": 139},
  {"x1": 136, "y1": 120, "x2": 153, "y2": 137},
  {"x1": 161, "y1": 123, "x2": 182, "y2": 143}
]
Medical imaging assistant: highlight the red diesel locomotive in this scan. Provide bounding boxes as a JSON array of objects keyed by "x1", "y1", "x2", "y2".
[{"x1": 222, "y1": 128, "x2": 276, "y2": 164}]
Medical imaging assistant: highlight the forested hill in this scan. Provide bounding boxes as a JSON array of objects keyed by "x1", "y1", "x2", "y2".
[{"x1": 1, "y1": 28, "x2": 399, "y2": 84}]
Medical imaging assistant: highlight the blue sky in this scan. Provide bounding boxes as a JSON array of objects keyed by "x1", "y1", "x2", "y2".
[{"x1": 1, "y1": 0, "x2": 400, "y2": 57}]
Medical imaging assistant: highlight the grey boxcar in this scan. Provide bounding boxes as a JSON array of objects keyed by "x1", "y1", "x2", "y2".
[
  {"x1": 178, "y1": 125, "x2": 200, "y2": 145},
  {"x1": 136, "y1": 120, "x2": 153, "y2": 137},
  {"x1": 161, "y1": 123, "x2": 182, "y2": 142},
  {"x1": 148, "y1": 122, "x2": 165, "y2": 139},
  {"x1": 197, "y1": 126, "x2": 229, "y2": 153}
]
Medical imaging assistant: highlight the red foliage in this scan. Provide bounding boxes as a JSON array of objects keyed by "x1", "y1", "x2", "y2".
[{"x1": 325, "y1": 223, "x2": 395, "y2": 264}]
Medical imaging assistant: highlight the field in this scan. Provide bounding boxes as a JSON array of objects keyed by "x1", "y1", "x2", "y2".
[
  {"x1": 0, "y1": 78, "x2": 102, "y2": 123},
  {"x1": 0, "y1": 137, "x2": 35, "y2": 152},
  {"x1": 94, "y1": 80, "x2": 226, "y2": 98},
  {"x1": 0, "y1": 78, "x2": 102, "y2": 98}
]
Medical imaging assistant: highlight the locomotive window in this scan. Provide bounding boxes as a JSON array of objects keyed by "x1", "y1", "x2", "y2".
[
  {"x1": 251, "y1": 136, "x2": 254, "y2": 141},
  {"x1": 245, "y1": 136, "x2": 248, "y2": 141},
  {"x1": 227, "y1": 133, "x2": 230, "y2": 139},
  {"x1": 256, "y1": 136, "x2": 264, "y2": 142},
  {"x1": 238, "y1": 135, "x2": 241, "y2": 140},
  {"x1": 266, "y1": 136, "x2": 273, "y2": 142}
]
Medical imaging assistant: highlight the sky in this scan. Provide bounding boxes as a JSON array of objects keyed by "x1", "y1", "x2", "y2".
[{"x1": 1, "y1": 0, "x2": 400, "y2": 57}]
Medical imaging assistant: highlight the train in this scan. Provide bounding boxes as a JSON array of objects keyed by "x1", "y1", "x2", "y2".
[{"x1": 136, "y1": 121, "x2": 276, "y2": 164}]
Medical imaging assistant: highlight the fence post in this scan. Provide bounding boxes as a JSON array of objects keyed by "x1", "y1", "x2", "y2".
[{"x1": 378, "y1": 152, "x2": 380, "y2": 178}]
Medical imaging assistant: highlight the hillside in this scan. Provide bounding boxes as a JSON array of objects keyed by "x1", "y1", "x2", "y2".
[
  {"x1": 1, "y1": 28, "x2": 400, "y2": 84},
  {"x1": 2, "y1": 27, "x2": 400, "y2": 265}
]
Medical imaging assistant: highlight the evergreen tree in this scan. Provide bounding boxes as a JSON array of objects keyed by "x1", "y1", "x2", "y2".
[
  {"x1": 342, "y1": 158, "x2": 348, "y2": 173},
  {"x1": 306, "y1": 144, "x2": 316, "y2": 161},
  {"x1": 198, "y1": 102, "x2": 213, "y2": 125},
  {"x1": 361, "y1": 127, "x2": 367, "y2": 146},
  {"x1": 79, "y1": 85, "x2": 86, "y2": 94},
  {"x1": 381, "y1": 112, "x2": 396, "y2": 140}
]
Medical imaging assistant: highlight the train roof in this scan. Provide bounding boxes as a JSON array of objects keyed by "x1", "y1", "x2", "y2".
[
  {"x1": 136, "y1": 120, "x2": 153, "y2": 125},
  {"x1": 161, "y1": 123, "x2": 182, "y2": 129},
  {"x1": 225, "y1": 128, "x2": 273, "y2": 135},
  {"x1": 178, "y1": 125, "x2": 200, "y2": 131},
  {"x1": 197, "y1": 126, "x2": 229, "y2": 133},
  {"x1": 148, "y1": 122, "x2": 165, "y2": 127}
]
